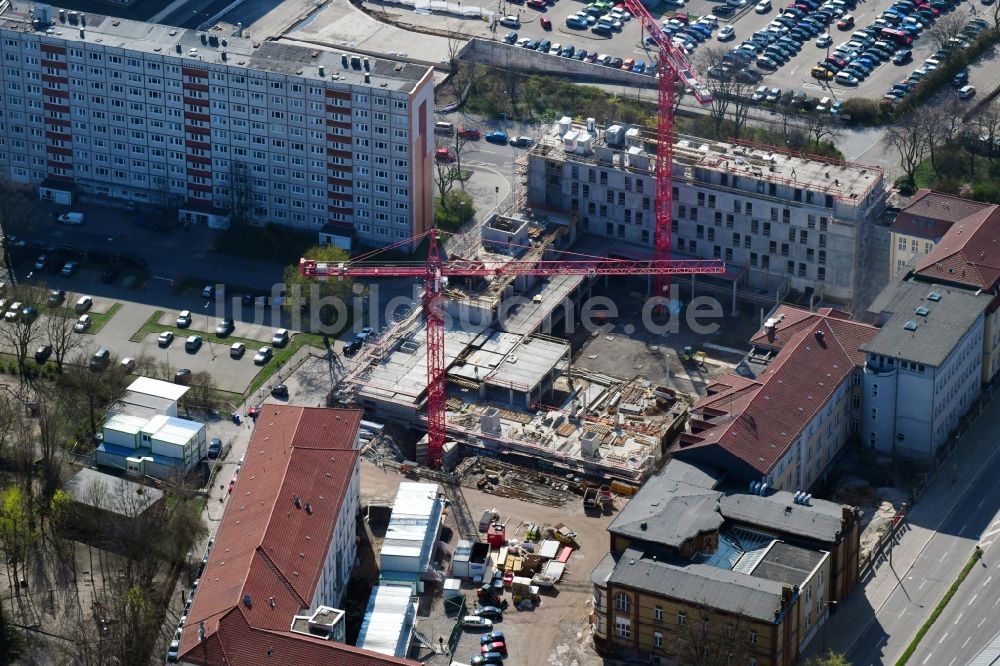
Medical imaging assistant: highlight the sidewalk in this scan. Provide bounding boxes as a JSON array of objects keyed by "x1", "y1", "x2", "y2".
[{"x1": 805, "y1": 386, "x2": 1000, "y2": 658}]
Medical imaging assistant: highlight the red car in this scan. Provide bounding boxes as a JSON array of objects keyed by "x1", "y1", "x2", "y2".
[
  {"x1": 458, "y1": 127, "x2": 481, "y2": 140},
  {"x1": 527, "y1": 0, "x2": 547, "y2": 8},
  {"x1": 481, "y1": 641, "x2": 507, "y2": 657},
  {"x1": 539, "y1": 15, "x2": 552, "y2": 29},
  {"x1": 228, "y1": 472, "x2": 239, "y2": 494},
  {"x1": 435, "y1": 147, "x2": 455, "y2": 161}
]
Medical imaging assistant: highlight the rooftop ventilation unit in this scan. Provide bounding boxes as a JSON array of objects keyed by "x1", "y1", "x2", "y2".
[
  {"x1": 928, "y1": 291, "x2": 942, "y2": 301},
  {"x1": 904, "y1": 320, "x2": 918, "y2": 331},
  {"x1": 915, "y1": 306, "x2": 929, "y2": 316}
]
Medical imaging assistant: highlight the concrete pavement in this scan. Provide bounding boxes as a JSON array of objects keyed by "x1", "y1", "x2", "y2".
[{"x1": 804, "y1": 385, "x2": 1000, "y2": 664}]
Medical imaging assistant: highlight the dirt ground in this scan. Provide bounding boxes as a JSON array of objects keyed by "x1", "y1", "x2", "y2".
[{"x1": 360, "y1": 460, "x2": 610, "y2": 666}]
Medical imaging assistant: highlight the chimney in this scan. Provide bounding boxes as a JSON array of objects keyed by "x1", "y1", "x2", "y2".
[{"x1": 318, "y1": 65, "x2": 325, "y2": 77}]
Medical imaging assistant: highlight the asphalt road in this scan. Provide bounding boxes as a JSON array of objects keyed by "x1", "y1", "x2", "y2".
[
  {"x1": 909, "y1": 507, "x2": 1000, "y2": 666},
  {"x1": 806, "y1": 390, "x2": 1000, "y2": 665}
]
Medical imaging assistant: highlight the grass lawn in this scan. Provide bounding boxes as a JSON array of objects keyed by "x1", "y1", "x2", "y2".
[
  {"x1": 129, "y1": 310, "x2": 326, "y2": 403},
  {"x1": 41, "y1": 301, "x2": 122, "y2": 335}
]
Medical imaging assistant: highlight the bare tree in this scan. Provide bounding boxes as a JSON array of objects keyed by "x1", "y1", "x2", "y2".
[
  {"x1": 886, "y1": 114, "x2": 928, "y2": 182},
  {"x1": 675, "y1": 601, "x2": 754, "y2": 666},
  {"x1": 434, "y1": 143, "x2": 463, "y2": 203},
  {"x1": 972, "y1": 98, "x2": 1000, "y2": 161},
  {"x1": 805, "y1": 110, "x2": 840, "y2": 146},
  {"x1": 926, "y1": 13, "x2": 968, "y2": 53},
  {"x1": 0, "y1": 178, "x2": 37, "y2": 241},
  {"x1": 63, "y1": 352, "x2": 111, "y2": 436},
  {"x1": 225, "y1": 160, "x2": 252, "y2": 226},
  {"x1": 699, "y1": 47, "x2": 757, "y2": 139},
  {"x1": 46, "y1": 292, "x2": 84, "y2": 373},
  {"x1": 0, "y1": 285, "x2": 44, "y2": 376},
  {"x1": 34, "y1": 393, "x2": 69, "y2": 524},
  {"x1": 180, "y1": 370, "x2": 218, "y2": 416}
]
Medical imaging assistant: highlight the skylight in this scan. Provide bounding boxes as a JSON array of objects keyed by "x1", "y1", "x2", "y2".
[{"x1": 904, "y1": 321, "x2": 918, "y2": 331}]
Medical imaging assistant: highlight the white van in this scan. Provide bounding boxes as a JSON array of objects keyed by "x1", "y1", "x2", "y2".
[
  {"x1": 434, "y1": 121, "x2": 454, "y2": 135},
  {"x1": 57, "y1": 212, "x2": 84, "y2": 225}
]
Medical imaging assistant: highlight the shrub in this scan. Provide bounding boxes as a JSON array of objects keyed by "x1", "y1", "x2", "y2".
[
  {"x1": 841, "y1": 98, "x2": 885, "y2": 126},
  {"x1": 895, "y1": 175, "x2": 917, "y2": 196}
]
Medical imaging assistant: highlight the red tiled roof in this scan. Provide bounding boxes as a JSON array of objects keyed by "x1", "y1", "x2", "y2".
[
  {"x1": 891, "y1": 189, "x2": 995, "y2": 241},
  {"x1": 183, "y1": 606, "x2": 413, "y2": 666},
  {"x1": 675, "y1": 310, "x2": 878, "y2": 476},
  {"x1": 914, "y1": 207, "x2": 1000, "y2": 291},
  {"x1": 180, "y1": 406, "x2": 412, "y2": 665}
]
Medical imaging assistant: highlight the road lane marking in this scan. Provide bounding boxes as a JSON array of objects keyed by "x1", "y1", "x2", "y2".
[
  {"x1": 981, "y1": 527, "x2": 1000, "y2": 540},
  {"x1": 919, "y1": 580, "x2": 928, "y2": 590},
  {"x1": 984, "y1": 576, "x2": 993, "y2": 587},
  {"x1": 954, "y1": 612, "x2": 963, "y2": 624},
  {"x1": 979, "y1": 497, "x2": 986, "y2": 508},
  {"x1": 968, "y1": 593, "x2": 979, "y2": 606},
  {"x1": 923, "y1": 653, "x2": 934, "y2": 664},
  {"x1": 980, "y1": 617, "x2": 987, "y2": 627},
  {"x1": 939, "y1": 632, "x2": 949, "y2": 644},
  {"x1": 961, "y1": 523, "x2": 968, "y2": 533},
  {"x1": 964, "y1": 637, "x2": 972, "y2": 648}
]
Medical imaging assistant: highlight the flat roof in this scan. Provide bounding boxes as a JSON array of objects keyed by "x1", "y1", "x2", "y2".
[
  {"x1": 142, "y1": 414, "x2": 203, "y2": 445},
  {"x1": 0, "y1": 7, "x2": 431, "y2": 92},
  {"x1": 104, "y1": 412, "x2": 149, "y2": 436},
  {"x1": 356, "y1": 585, "x2": 416, "y2": 657},
  {"x1": 125, "y1": 376, "x2": 189, "y2": 402},
  {"x1": 64, "y1": 468, "x2": 164, "y2": 516},
  {"x1": 381, "y1": 482, "x2": 442, "y2": 562},
  {"x1": 533, "y1": 121, "x2": 883, "y2": 205},
  {"x1": 862, "y1": 279, "x2": 989, "y2": 367},
  {"x1": 749, "y1": 541, "x2": 827, "y2": 587}
]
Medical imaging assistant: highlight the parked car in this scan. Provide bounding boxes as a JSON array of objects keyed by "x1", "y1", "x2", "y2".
[
  {"x1": 121, "y1": 357, "x2": 136, "y2": 373},
  {"x1": 56, "y1": 212, "x2": 85, "y2": 225},
  {"x1": 47, "y1": 289, "x2": 65, "y2": 306},
  {"x1": 89, "y1": 348, "x2": 111, "y2": 372},
  {"x1": 344, "y1": 339, "x2": 362, "y2": 356},
  {"x1": 458, "y1": 127, "x2": 481, "y2": 140},
  {"x1": 34, "y1": 344, "x2": 53, "y2": 363},
  {"x1": 74, "y1": 314, "x2": 92, "y2": 333},
  {"x1": 461, "y1": 616, "x2": 493, "y2": 630},
  {"x1": 75, "y1": 296, "x2": 93, "y2": 313},
  {"x1": 230, "y1": 342, "x2": 246, "y2": 359},
  {"x1": 216, "y1": 317, "x2": 235, "y2": 337},
  {"x1": 435, "y1": 147, "x2": 455, "y2": 162},
  {"x1": 539, "y1": 15, "x2": 552, "y2": 28},
  {"x1": 959, "y1": 84, "x2": 976, "y2": 99},
  {"x1": 953, "y1": 70, "x2": 969, "y2": 87},
  {"x1": 201, "y1": 285, "x2": 217, "y2": 299},
  {"x1": 177, "y1": 310, "x2": 192, "y2": 328},
  {"x1": 471, "y1": 653, "x2": 504, "y2": 666},
  {"x1": 756, "y1": 0, "x2": 772, "y2": 11},
  {"x1": 499, "y1": 15, "x2": 520, "y2": 27},
  {"x1": 474, "y1": 606, "x2": 503, "y2": 620},
  {"x1": 271, "y1": 384, "x2": 289, "y2": 398},
  {"x1": 816, "y1": 32, "x2": 832, "y2": 46},
  {"x1": 185, "y1": 335, "x2": 203, "y2": 352},
  {"x1": 208, "y1": 438, "x2": 223, "y2": 459},
  {"x1": 174, "y1": 369, "x2": 192, "y2": 385},
  {"x1": 158, "y1": 331, "x2": 175, "y2": 348},
  {"x1": 485, "y1": 130, "x2": 509, "y2": 144},
  {"x1": 272, "y1": 329, "x2": 290, "y2": 347},
  {"x1": 254, "y1": 346, "x2": 273, "y2": 365},
  {"x1": 34, "y1": 255, "x2": 47, "y2": 272},
  {"x1": 4, "y1": 301, "x2": 22, "y2": 322},
  {"x1": 480, "y1": 631, "x2": 507, "y2": 646},
  {"x1": 718, "y1": 24, "x2": 736, "y2": 40}
]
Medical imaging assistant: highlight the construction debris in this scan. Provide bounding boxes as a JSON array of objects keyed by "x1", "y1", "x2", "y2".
[{"x1": 455, "y1": 456, "x2": 578, "y2": 507}]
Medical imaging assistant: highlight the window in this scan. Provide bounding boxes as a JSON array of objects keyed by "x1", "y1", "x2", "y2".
[
  {"x1": 615, "y1": 593, "x2": 630, "y2": 611},
  {"x1": 677, "y1": 611, "x2": 687, "y2": 625},
  {"x1": 654, "y1": 605, "x2": 663, "y2": 622},
  {"x1": 725, "y1": 624, "x2": 736, "y2": 640},
  {"x1": 749, "y1": 630, "x2": 758, "y2": 645},
  {"x1": 615, "y1": 617, "x2": 631, "y2": 639}
]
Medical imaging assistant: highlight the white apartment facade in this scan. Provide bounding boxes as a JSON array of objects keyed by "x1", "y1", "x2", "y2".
[
  {"x1": 862, "y1": 283, "x2": 986, "y2": 459},
  {"x1": 526, "y1": 121, "x2": 888, "y2": 307},
  {"x1": 315, "y1": 444, "x2": 361, "y2": 608},
  {"x1": 0, "y1": 8, "x2": 434, "y2": 247}
]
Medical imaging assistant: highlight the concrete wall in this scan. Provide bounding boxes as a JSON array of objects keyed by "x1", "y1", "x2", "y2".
[{"x1": 458, "y1": 38, "x2": 657, "y2": 88}]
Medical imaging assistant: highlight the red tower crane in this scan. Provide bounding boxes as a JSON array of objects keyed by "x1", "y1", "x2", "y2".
[
  {"x1": 301, "y1": 231, "x2": 725, "y2": 468},
  {"x1": 620, "y1": 0, "x2": 713, "y2": 298}
]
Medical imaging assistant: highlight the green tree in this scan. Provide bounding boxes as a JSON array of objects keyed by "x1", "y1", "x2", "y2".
[
  {"x1": 283, "y1": 244, "x2": 353, "y2": 332},
  {"x1": 435, "y1": 190, "x2": 476, "y2": 231},
  {"x1": 0, "y1": 604, "x2": 25, "y2": 665},
  {"x1": 0, "y1": 486, "x2": 38, "y2": 593},
  {"x1": 805, "y1": 651, "x2": 851, "y2": 666}
]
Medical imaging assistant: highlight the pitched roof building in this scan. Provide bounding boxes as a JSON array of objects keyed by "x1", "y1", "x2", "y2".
[
  {"x1": 591, "y1": 458, "x2": 862, "y2": 666},
  {"x1": 670, "y1": 307, "x2": 878, "y2": 490},
  {"x1": 912, "y1": 204, "x2": 1000, "y2": 292},
  {"x1": 889, "y1": 189, "x2": 996, "y2": 277},
  {"x1": 178, "y1": 406, "x2": 414, "y2": 666}
]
